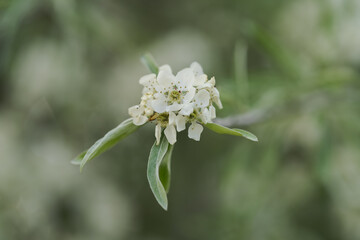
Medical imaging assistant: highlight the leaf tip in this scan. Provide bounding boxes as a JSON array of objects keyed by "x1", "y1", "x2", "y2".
[
  {"x1": 161, "y1": 203, "x2": 168, "y2": 211},
  {"x1": 141, "y1": 53, "x2": 159, "y2": 74},
  {"x1": 79, "y1": 163, "x2": 85, "y2": 173},
  {"x1": 70, "y1": 160, "x2": 79, "y2": 165},
  {"x1": 247, "y1": 134, "x2": 258, "y2": 142}
]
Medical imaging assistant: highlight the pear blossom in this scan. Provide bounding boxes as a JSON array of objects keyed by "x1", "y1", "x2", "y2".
[
  {"x1": 188, "y1": 122, "x2": 203, "y2": 141},
  {"x1": 128, "y1": 105, "x2": 148, "y2": 125},
  {"x1": 128, "y1": 61, "x2": 223, "y2": 145},
  {"x1": 74, "y1": 54, "x2": 258, "y2": 212}
]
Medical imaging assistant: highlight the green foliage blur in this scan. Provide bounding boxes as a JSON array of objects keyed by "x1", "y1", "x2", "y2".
[{"x1": 1, "y1": 0, "x2": 360, "y2": 239}]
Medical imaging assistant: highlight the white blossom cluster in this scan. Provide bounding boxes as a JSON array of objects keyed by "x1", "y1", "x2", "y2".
[{"x1": 129, "y1": 62, "x2": 222, "y2": 145}]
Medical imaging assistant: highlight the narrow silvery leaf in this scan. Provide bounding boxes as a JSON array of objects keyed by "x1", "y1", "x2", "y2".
[
  {"x1": 159, "y1": 143, "x2": 174, "y2": 193},
  {"x1": 71, "y1": 150, "x2": 87, "y2": 165},
  {"x1": 141, "y1": 53, "x2": 159, "y2": 74},
  {"x1": 79, "y1": 118, "x2": 140, "y2": 171},
  {"x1": 147, "y1": 136, "x2": 171, "y2": 210},
  {"x1": 205, "y1": 122, "x2": 258, "y2": 142},
  {"x1": 232, "y1": 128, "x2": 258, "y2": 142}
]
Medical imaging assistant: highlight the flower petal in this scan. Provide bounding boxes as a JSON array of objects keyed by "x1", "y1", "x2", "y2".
[
  {"x1": 208, "y1": 77, "x2": 216, "y2": 86},
  {"x1": 157, "y1": 70, "x2": 174, "y2": 91},
  {"x1": 159, "y1": 64, "x2": 173, "y2": 74},
  {"x1": 133, "y1": 115, "x2": 148, "y2": 126},
  {"x1": 179, "y1": 103, "x2": 194, "y2": 116},
  {"x1": 155, "y1": 124, "x2": 162, "y2": 145},
  {"x1": 128, "y1": 105, "x2": 143, "y2": 117},
  {"x1": 193, "y1": 74, "x2": 207, "y2": 86},
  {"x1": 190, "y1": 62, "x2": 203, "y2": 75},
  {"x1": 194, "y1": 89, "x2": 210, "y2": 108},
  {"x1": 164, "y1": 125, "x2": 177, "y2": 145},
  {"x1": 151, "y1": 94, "x2": 167, "y2": 113},
  {"x1": 139, "y1": 73, "x2": 156, "y2": 86},
  {"x1": 188, "y1": 122, "x2": 203, "y2": 141},
  {"x1": 212, "y1": 88, "x2": 223, "y2": 109},
  {"x1": 197, "y1": 82, "x2": 213, "y2": 89},
  {"x1": 210, "y1": 105, "x2": 216, "y2": 119},
  {"x1": 182, "y1": 87, "x2": 196, "y2": 104},
  {"x1": 151, "y1": 98, "x2": 167, "y2": 113},
  {"x1": 176, "y1": 115, "x2": 187, "y2": 132},
  {"x1": 168, "y1": 112, "x2": 176, "y2": 125},
  {"x1": 166, "y1": 103, "x2": 183, "y2": 112},
  {"x1": 175, "y1": 68, "x2": 195, "y2": 89},
  {"x1": 198, "y1": 77, "x2": 215, "y2": 89},
  {"x1": 201, "y1": 108, "x2": 211, "y2": 124}
]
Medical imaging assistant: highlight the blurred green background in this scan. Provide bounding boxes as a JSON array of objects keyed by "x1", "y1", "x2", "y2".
[{"x1": 1, "y1": 0, "x2": 360, "y2": 239}]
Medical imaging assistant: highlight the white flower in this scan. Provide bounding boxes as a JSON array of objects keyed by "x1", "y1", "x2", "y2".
[
  {"x1": 164, "y1": 112, "x2": 177, "y2": 145},
  {"x1": 210, "y1": 83, "x2": 223, "y2": 109},
  {"x1": 188, "y1": 122, "x2": 203, "y2": 141},
  {"x1": 193, "y1": 89, "x2": 210, "y2": 108},
  {"x1": 191, "y1": 62, "x2": 208, "y2": 87},
  {"x1": 139, "y1": 73, "x2": 157, "y2": 94},
  {"x1": 175, "y1": 114, "x2": 187, "y2": 132},
  {"x1": 151, "y1": 67, "x2": 196, "y2": 115},
  {"x1": 129, "y1": 62, "x2": 222, "y2": 144},
  {"x1": 128, "y1": 105, "x2": 148, "y2": 126},
  {"x1": 155, "y1": 123, "x2": 162, "y2": 145},
  {"x1": 200, "y1": 107, "x2": 212, "y2": 124}
]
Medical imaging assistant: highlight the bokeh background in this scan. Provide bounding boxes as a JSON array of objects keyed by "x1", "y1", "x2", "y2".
[{"x1": 1, "y1": 0, "x2": 360, "y2": 239}]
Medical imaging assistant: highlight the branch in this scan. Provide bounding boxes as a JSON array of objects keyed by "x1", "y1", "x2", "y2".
[
  {"x1": 214, "y1": 108, "x2": 272, "y2": 127},
  {"x1": 214, "y1": 89, "x2": 334, "y2": 128}
]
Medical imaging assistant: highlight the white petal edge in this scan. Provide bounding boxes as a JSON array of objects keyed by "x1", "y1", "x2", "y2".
[
  {"x1": 188, "y1": 122, "x2": 203, "y2": 141},
  {"x1": 155, "y1": 124, "x2": 162, "y2": 145},
  {"x1": 194, "y1": 89, "x2": 210, "y2": 108},
  {"x1": 210, "y1": 105, "x2": 216, "y2": 119},
  {"x1": 212, "y1": 88, "x2": 223, "y2": 109},
  {"x1": 168, "y1": 112, "x2": 176, "y2": 126},
  {"x1": 190, "y1": 62, "x2": 204, "y2": 75},
  {"x1": 179, "y1": 103, "x2": 194, "y2": 116},
  {"x1": 164, "y1": 125, "x2": 177, "y2": 145},
  {"x1": 133, "y1": 115, "x2": 148, "y2": 126},
  {"x1": 198, "y1": 77, "x2": 215, "y2": 89},
  {"x1": 201, "y1": 108, "x2": 211, "y2": 124},
  {"x1": 151, "y1": 99, "x2": 167, "y2": 113},
  {"x1": 139, "y1": 73, "x2": 156, "y2": 86},
  {"x1": 209, "y1": 77, "x2": 216, "y2": 85},
  {"x1": 175, "y1": 68, "x2": 195, "y2": 89},
  {"x1": 166, "y1": 103, "x2": 183, "y2": 112},
  {"x1": 128, "y1": 105, "x2": 143, "y2": 117},
  {"x1": 157, "y1": 70, "x2": 174, "y2": 90},
  {"x1": 182, "y1": 87, "x2": 196, "y2": 104},
  {"x1": 159, "y1": 64, "x2": 173, "y2": 74},
  {"x1": 175, "y1": 115, "x2": 187, "y2": 132},
  {"x1": 193, "y1": 74, "x2": 207, "y2": 86}
]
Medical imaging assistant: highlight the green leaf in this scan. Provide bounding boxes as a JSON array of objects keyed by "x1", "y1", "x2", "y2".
[
  {"x1": 159, "y1": 143, "x2": 174, "y2": 193},
  {"x1": 141, "y1": 53, "x2": 159, "y2": 74},
  {"x1": 205, "y1": 122, "x2": 258, "y2": 142},
  {"x1": 79, "y1": 118, "x2": 140, "y2": 171},
  {"x1": 147, "y1": 136, "x2": 172, "y2": 210},
  {"x1": 70, "y1": 150, "x2": 87, "y2": 165}
]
